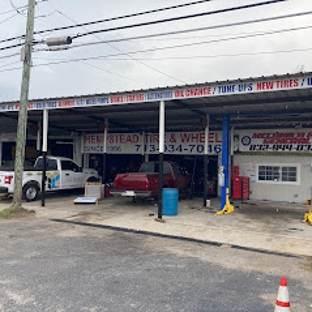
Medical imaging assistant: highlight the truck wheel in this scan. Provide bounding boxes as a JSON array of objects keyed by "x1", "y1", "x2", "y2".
[{"x1": 23, "y1": 183, "x2": 39, "y2": 201}]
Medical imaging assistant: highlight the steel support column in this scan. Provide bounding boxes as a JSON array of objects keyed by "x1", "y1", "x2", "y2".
[
  {"x1": 220, "y1": 115, "x2": 230, "y2": 210},
  {"x1": 102, "y1": 119, "x2": 108, "y2": 184},
  {"x1": 203, "y1": 114, "x2": 210, "y2": 207},
  {"x1": 41, "y1": 109, "x2": 48, "y2": 207},
  {"x1": 157, "y1": 100, "x2": 165, "y2": 219}
]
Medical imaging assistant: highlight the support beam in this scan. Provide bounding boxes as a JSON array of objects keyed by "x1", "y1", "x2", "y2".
[
  {"x1": 203, "y1": 114, "x2": 210, "y2": 207},
  {"x1": 102, "y1": 119, "x2": 108, "y2": 184},
  {"x1": 36, "y1": 122, "x2": 41, "y2": 156},
  {"x1": 41, "y1": 109, "x2": 48, "y2": 207},
  {"x1": 157, "y1": 101, "x2": 165, "y2": 219},
  {"x1": 220, "y1": 115, "x2": 230, "y2": 210}
]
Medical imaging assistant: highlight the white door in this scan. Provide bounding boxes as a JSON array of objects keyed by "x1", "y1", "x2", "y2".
[{"x1": 60, "y1": 160, "x2": 85, "y2": 189}]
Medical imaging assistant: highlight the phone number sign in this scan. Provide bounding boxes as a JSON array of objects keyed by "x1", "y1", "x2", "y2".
[
  {"x1": 84, "y1": 131, "x2": 222, "y2": 155},
  {"x1": 238, "y1": 130, "x2": 312, "y2": 152}
]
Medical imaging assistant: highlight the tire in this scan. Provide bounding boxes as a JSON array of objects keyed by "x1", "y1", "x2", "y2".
[{"x1": 23, "y1": 182, "x2": 39, "y2": 201}]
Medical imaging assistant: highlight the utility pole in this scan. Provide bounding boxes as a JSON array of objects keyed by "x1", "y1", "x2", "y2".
[{"x1": 10, "y1": 0, "x2": 35, "y2": 211}]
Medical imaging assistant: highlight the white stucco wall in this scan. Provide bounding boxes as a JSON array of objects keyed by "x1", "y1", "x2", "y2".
[{"x1": 233, "y1": 154, "x2": 312, "y2": 203}]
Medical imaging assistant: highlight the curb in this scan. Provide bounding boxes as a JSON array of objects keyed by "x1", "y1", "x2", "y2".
[{"x1": 50, "y1": 218, "x2": 300, "y2": 259}]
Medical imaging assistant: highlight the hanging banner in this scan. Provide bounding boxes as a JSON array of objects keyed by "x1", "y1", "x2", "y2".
[
  {"x1": 84, "y1": 131, "x2": 222, "y2": 155},
  {"x1": 237, "y1": 129, "x2": 312, "y2": 152},
  {"x1": 0, "y1": 75, "x2": 311, "y2": 112}
]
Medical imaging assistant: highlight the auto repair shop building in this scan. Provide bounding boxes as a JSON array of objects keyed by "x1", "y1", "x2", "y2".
[{"x1": 0, "y1": 71, "x2": 312, "y2": 204}]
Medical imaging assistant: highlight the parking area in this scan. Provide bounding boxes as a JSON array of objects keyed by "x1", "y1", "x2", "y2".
[{"x1": 1, "y1": 193, "x2": 312, "y2": 257}]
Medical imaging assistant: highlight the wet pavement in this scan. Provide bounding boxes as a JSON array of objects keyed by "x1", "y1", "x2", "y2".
[{"x1": 1, "y1": 193, "x2": 312, "y2": 257}]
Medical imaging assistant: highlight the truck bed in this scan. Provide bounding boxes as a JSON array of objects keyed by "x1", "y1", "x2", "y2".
[
  {"x1": 111, "y1": 171, "x2": 174, "y2": 198},
  {"x1": 114, "y1": 172, "x2": 158, "y2": 190}
]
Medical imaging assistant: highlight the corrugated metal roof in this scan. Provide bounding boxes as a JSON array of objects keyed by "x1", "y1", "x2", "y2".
[{"x1": 0, "y1": 71, "x2": 312, "y2": 135}]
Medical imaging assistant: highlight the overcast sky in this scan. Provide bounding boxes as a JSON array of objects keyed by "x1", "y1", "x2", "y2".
[{"x1": 0, "y1": 0, "x2": 311, "y2": 102}]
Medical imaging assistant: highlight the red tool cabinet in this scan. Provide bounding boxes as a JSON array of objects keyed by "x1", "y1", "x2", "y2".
[{"x1": 232, "y1": 176, "x2": 250, "y2": 200}]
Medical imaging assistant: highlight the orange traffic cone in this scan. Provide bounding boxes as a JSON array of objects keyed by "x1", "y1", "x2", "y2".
[{"x1": 274, "y1": 277, "x2": 290, "y2": 311}]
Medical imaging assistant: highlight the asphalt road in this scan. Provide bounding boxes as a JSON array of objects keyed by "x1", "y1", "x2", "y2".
[{"x1": 0, "y1": 217, "x2": 311, "y2": 312}]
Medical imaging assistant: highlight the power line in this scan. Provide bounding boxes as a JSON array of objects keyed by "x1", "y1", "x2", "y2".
[
  {"x1": 10, "y1": 0, "x2": 27, "y2": 15},
  {"x1": 9, "y1": 0, "x2": 46, "y2": 14},
  {"x1": 5, "y1": 45, "x2": 312, "y2": 74},
  {"x1": 34, "y1": 21, "x2": 312, "y2": 57},
  {"x1": 0, "y1": 51, "x2": 20, "y2": 60},
  {"x1": 0, "y1": 42, "x2": 24, "y2": 52},
  {"x1": 38, "y1": 0, "x2": 214, "y2": 35},
  {"x1": 39, "y1": 11, "x2": 311, "y2": 52},
  {"x1": 1, "y1": 8, "x2": 310, "y2": 52},
  {"x1": 0, "y1": 12, "x2": 20, "y2": 25},
  {"x1": 0, "y1": 0, "x2": 212, "y2": 44},
  {"x1": 0, "y1": 66, "x2": 22, "y2": 72},
  {"x1": 3, "y1": 9, "x2": 309, "y2": 59},
  {"x1": 31, "y1": 25, "x2": 312, "y2": 67},
  {"x1": 0, "y1": 4, "x2": 27, "y2": 15},
  {"x1": 113, "y1": 47, "x2": 312, "y2": 60},
  {"x1": 42, "y1": 2, "x2": 142, "y2": 85},
  {"x1": 0, "y1": 0, "x2": 285, "y2": 45},
  {"x1": 72, "y1": 0, "x2": 287, "y2": 40},
  {"x1": 73, "y1": 60, "x2": 138, "y2": 83},
  {"x1": 0, "y1": 8, "x2": 20, "y2": 15},
  {"x1": 47, "y1": 4, "x2": 143, "y2": 83},
  {"x1": 33, "y1": 47, "x2": 312, "y2": 63},
  {"x1": 47, "y1": 1, "x2": 187, "y2": 84},
  {"x1": 0, "y1": 60, "x2": 21, "y2": 69}
]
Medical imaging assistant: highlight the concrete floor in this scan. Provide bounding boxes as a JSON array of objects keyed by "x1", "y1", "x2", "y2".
[{"x1": 1, "y1": 194, "x2": 312, "y2": 257}]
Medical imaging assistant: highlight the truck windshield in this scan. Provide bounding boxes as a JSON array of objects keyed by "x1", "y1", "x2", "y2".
[
  {"x1": 139, "y1": 163, "x2": 155, "y2": 173},
  {"x1": 139, "y1": 162, "x2": 171, "y2": 174}
]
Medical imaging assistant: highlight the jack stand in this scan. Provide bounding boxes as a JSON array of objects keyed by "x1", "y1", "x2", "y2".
[{"x1": 215, "y1": 188, "x2": 234, "y2": 215}]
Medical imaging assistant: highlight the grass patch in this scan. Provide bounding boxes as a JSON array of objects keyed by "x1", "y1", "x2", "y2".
[
  {"x1": 0, "y1": 207, "x2": 35, "y2": 219},
  {"x1": 301, "y1": 257, "x2": 312, "y2": 272}
]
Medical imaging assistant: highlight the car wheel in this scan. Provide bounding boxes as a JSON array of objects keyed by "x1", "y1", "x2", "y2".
[{"x1": 23, "y1": 182, "x2": 39, "y2": 201}]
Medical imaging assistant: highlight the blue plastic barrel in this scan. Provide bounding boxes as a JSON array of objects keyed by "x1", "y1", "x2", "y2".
[{"x1": 162, "y1": 188, "x2": 179, "y2": 216}]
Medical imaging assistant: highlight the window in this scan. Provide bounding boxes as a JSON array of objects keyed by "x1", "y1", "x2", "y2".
[
  {"x1": 46, "y1": 159, "x2": 57, "y2": 170},
  {"x1": 34, "y1": 158, "x2": 57, "y2": 170},
  {"x1": 171, "y1": 162, "x2": 182, "y2": 176},
  {"x1": 258, "y1": 165, "x2": 298, "y2": 183},
  {"x1": 281, "y1": 166, "x2": 297, "y2": 182},
  {"x1": 163, "y1": 163, "x2": 172, "y2": 174},
  {"x1": 61, "y1": 160, "x2": 79, "y2": 172},
  {"x1": 258, "y1": 166, "x2": 280, "y2": 181}
]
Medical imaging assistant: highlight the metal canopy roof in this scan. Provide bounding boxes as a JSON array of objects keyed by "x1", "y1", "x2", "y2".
[{"x1": 1, "y1": 72, "x2": 312, "y2": 136}]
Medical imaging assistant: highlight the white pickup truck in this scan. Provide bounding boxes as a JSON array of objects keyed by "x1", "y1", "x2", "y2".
[{"x1": 0, "y1": 156, "x2": 99, "y2": 201}]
